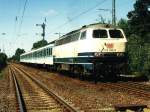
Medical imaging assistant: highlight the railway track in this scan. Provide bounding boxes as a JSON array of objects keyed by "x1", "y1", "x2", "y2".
[
  {"x1": 12, "y1": 64, "x2": 117, "y2": 111},
  {"x1": 99, "y1": 82, "x2": 150, "y2": 100},
  {"x1": 116, "y1": 81, "x2": 150, "y2": 92},
  {"x1": 17, "y1": 63, "x2": 150, "y2": 99},
  {"x1": 12, "y1": 63, "x2": 150, "y2": 111},
  {"x1": 9, "y1": 65, "x2": 80, "y2": 112},
  {"x1": 9, "y1": 67, "x2": 26, "y2": 112}
]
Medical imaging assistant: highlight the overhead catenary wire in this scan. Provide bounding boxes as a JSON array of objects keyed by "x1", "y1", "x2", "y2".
[
  {"x1": 18, "y1": 0, "x2": 29, "y2": 34},
  {"x1": 50, "y1": 0, "x2": 108, "y2": 33},
  {"x1": 13, "y1": 0, "x2": 21, "y2": 38},
  {"x1": 8, "y1": 0, "x2": 21, "y2": 56},
  {"x1": 16, "y1": 0, "x2": 29, "y2": 45},
  {"x1": 12, "y1": 0, "x2": 29, "y2": 55}
]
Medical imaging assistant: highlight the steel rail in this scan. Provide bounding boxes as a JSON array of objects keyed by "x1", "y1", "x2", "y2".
[
  {"x1": 9, "y1": 67, "x2": 27, "y2": 112},
  {"x1": 13, "y1": 65, "x2": 80, "y2": 112}
]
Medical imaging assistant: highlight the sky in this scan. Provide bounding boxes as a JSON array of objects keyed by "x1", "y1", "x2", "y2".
[{"x1": 0, "y1": 0, "x2": 135, "y2": 57}]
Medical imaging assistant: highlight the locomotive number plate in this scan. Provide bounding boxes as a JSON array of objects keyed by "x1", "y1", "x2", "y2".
[{"x1": 104, "y1": 49, "x2": 116, "y2": 52}]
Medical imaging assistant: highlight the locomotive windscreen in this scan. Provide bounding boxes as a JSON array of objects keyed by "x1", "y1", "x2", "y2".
[
  {"x1": 109, "y1": 30, "x2": 124, "y2": 38},
  {"x1": 93, "y1": 30, "x2": 107, "y2": 38}
]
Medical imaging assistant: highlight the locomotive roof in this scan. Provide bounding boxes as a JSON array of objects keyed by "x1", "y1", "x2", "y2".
[
  {"x1": 57, "y1": 23, "x2": 118, "y2": 40},
  {"x1": 82, "y1": 23, "x2": 118, "y2": 29}
]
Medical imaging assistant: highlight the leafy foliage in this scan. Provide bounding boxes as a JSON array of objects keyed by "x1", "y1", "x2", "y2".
[
  {"x1": 127, "y1": 0, "x2": 150, "y2": 39},
  {"x1": 11, "y1": 48, "x2": 25, "y2": 61},
  {"x1": 118, "y1": 18, "x2": 130, "y2": 36},
  {"x1": 32, "y1": 40, "x2": 48, "y2": 49},
  {"x1": 0, "y1": 53, "x2": 7, "y2": 70},
  {"x1": 117, "y1": 0, "x2": 150, "y2": 78}
]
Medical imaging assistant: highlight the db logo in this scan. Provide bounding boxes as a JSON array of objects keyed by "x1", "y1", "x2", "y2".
[{"x1": 105, "y1": 43, "x2": 114, "y2": 48}]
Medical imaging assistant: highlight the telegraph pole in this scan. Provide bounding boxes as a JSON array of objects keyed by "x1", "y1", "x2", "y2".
[{"x1": 112, "y1": 0, "x2": 116, "y2": 26}]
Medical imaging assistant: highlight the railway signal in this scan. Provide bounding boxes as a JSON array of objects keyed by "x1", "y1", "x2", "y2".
[
  {"x1": 36, "y1": 22, "x2": 46, "y2": 40},
  {"x1": 36, "y1": 18, "x2": 46, "y2": 40}
]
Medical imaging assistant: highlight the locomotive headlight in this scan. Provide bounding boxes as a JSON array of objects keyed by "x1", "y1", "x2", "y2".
[
  {"x1": 94, "y1": 52, "x2": 99, "y2": 57},
  {"x1": 94, "y1": 52, "x2": 104, "y2": 57},
  {"x1": 117, "y1": 53, "x2": 124, "y2": 57}
]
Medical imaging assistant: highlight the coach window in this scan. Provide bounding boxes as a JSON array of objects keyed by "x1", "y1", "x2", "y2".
[
  {"x1": 80, "y1": 31, "x2": 86, "y2": 40},
  {"x1": 40, "y1": 51, "x2": 41, "y2": 57},
  {"x1": 50, "y1": 48, "x2": 52, "y2": 55},
  {"x1": 93, "y1": 29, "x2": 107, "y2": 38},
  {"x1": 44, "y1": 49, "x2": 46, "y2": 56},
  {"x1": 42, "y1": 50, "x2": 44, "y2": 57},
  {"x1": 46, "y1": 49, "x2": 48, "y2": 56},
  {"x1": 38, "y1": 52, "x2": 39, "y2": 57},
  {"x1": 35, "y1": 52, "x2": 37, "y2": 58},
  {"x1": 48, "y1": 49, "x2": 50, "y2": 55},
  {"x1": 38, "y1": 51, "x2": 40, "y2": 57},
  {"x1": 43, "y1": 50, "x2": 45, "y2": 57}
]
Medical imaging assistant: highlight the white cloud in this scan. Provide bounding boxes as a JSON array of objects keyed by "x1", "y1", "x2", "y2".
[{"x1": 40, "y1": 9, "x2": 58, "y2": 17}]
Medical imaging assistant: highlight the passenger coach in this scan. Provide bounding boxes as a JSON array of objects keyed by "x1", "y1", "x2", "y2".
[{"x1": 20, "y1": 44, "x2": 53, "y2": 65}]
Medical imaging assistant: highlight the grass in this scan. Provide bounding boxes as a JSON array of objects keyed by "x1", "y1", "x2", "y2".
[{"x1": 0, "y1": 69, "x2": 5, "y2": 79}]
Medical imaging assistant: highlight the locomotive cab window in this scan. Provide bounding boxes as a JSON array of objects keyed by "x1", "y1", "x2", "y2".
[
  {"x1": 93, "y1": 29, "x2": 107, "y2": 38},
  {"x1": 109, "y1": 30, "x2": 124, "y2": 38}
]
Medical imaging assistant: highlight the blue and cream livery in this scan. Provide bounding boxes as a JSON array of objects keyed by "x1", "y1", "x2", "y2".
[{"x1": 20, "y1": 23, "x2": 127, "y2": 78}]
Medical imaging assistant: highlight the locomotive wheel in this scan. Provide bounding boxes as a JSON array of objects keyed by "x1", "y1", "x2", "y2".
[
  {"x1": 56, "y1": 64, "x2": 61, "y2": 71},
  {"x1": 69, "y1": 65, "x2": 75, "y2": 77},
  {"x1": 79, "y1": 66, "x2": 85, "y2": 80}
]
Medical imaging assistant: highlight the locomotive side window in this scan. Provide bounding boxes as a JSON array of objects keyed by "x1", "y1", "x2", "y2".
[
  {"x1": 80, "y1": 31, "x2": 86, "y2": 40},
  {"x1": 93, "y1": 30, "x2": 107, "y2": 38},
  {"x1": 72, "y1": 32, "x2": 80, "y2": 41},
  {"x1": 55, "y1": 32, "x2": 80, "y2": 46},
  {"x1": 109, "y1": 30, "x2": 124, "y2": 38}
]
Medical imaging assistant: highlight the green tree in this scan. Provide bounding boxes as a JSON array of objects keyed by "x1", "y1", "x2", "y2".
[
  {"x1": 127, "y1": 0, "x2": 150, "y2": 39},
  {"x1": 32, "y1": 39, "x2": 48, "y2": 49},
  {"x1": 117, "y1": 18, "x2": 130, "y2": 37},
  {"x1": 0, "y1": 53, "x2": 7, "y2": 70},
  {"x1": 126, "y1": 0, "x2": 150, "y2": 78},
  {"x1": 12, "y1": 48, "x2": 25, "y2": 61}
]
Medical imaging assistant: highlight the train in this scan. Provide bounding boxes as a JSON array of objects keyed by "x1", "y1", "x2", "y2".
[{"x1": 20, "y1": 23, "x2": 128, "y2": 80}]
